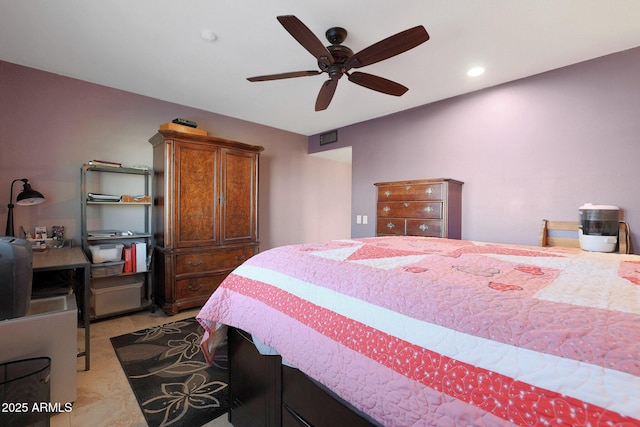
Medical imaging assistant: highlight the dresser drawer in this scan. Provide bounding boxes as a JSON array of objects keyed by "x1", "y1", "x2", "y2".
[
  {"x1": 175, "y1": 247, "x2": 254, "y2": 275},
  {"x1": 175, "y1": 274, "x2": 226, "y2": 300},
  {"x1": 377, "y1": 183, "x2": 443, "y2": 201},
  {"x1": 406, "y1": 219, "x2": 444, "y2": 237},
  {"x1": 377, "y1": 201, "x2": 442, "y2": 219},
  {"x1": 376, "y1": 218, "x2": 406, "y2": 235}
]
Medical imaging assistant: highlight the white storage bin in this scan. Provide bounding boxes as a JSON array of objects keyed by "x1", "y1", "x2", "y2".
[
  {"x1": 90, "y1": 276, "x2": 142, "y2": 317},
  {"x1": 89, "y1": 243, "x2": 124, "y2": 263}
]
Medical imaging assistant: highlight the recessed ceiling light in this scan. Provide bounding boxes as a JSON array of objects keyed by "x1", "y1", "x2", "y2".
[
  {"x1": 200, "y1": 29, "x2": 218, "y2": 42},
  {"x1": 467, "y1": 66, "x2": 485, "y2": 77}
]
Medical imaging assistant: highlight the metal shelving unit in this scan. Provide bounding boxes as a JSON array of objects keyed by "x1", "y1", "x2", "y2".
[{"x1": 80, "y1": 164, "x2": 154, "y2": 320}]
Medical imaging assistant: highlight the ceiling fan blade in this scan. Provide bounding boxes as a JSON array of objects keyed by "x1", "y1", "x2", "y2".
[
  {"x1": 277, "y1": 15, "x2": 334, "y2": 67},
  {"x1": 247, "y1": 70, "x2": 321, "y2": 82},
  {"x1": 347, "y1": 72, "x2": 408, "y2": 96},
  {"x1": 346, "y1": 25, "x2": 429, "y2": 70},
  {"x1": 315, "y1": 79, "x2": 339, "y2": 111}
]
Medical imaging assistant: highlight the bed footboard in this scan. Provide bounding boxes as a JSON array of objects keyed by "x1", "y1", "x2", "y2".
[
  {"x1": 228, "y1": 327, "x2": 376, "y2": 427},
  {"x1": 282, "y1": 363, "x2": 378, "y2": 427},
  {"x1": 229, "y1": 326, "x2": 282, "y2": 427}
]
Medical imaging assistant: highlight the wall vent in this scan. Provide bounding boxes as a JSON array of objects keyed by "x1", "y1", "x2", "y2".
[{"x1": 319, "y1": 130, "x2": 338, "y2": 145}]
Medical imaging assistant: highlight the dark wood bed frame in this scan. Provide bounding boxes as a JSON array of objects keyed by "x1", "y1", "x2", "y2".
[{"x1": 228, "y1": 327, "x2": 379, "y2": 427}]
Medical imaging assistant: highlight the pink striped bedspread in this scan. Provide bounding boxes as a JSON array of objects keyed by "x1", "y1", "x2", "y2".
[{"x1": 197, "y1": 236, "x2": 640, "y2": 426}]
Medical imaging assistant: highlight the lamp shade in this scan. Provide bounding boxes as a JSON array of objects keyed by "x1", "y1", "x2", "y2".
[
  {"x1": 16, "y1": 182, "x2": 45, "y2": 205},
  {"x1": 5, "y1": 178, "x2": 46, "y2": 236}
]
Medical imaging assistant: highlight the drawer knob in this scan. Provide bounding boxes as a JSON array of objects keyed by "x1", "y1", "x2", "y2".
[
  {"x1": 423, "y1": 206, "x2": 433, "y2": 213},
  {"x1": 403, "y1": 202, "x2": 410, "y2": 207},
  {"x1": 383, "y1": 206, "x2": 390, "y2": 212},
  {"x1": 425, "y1": 188, "x2": 433, "y2": 194},
  {"x1": 419, "y1": 224, "x2": 429, "y2": 231},
  {"x1": 188, "y1": 283, "x2": 204, "y2": 292},
  {"x1": 187, "y1": 260, "x2": 204, "y2": 267},
  {"x1": 384, "y1": 190, "x2": 392, "y2": 197},
  {"x1": 386, "y1": 222, "x2": 395, "y2": 229}
]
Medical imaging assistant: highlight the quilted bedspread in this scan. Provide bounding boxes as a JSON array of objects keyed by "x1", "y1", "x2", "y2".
[{"x1": 197, "y1": 236, "x2": 640, "y2": 426}]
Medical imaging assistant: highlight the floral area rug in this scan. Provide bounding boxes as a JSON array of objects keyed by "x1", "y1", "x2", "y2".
[{"x1": 110, "y1": 318, "x2": 228, "y2": 427}]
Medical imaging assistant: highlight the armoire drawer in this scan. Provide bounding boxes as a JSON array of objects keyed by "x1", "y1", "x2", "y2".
[
  {"x1": 376, "y1": 182, "x2": 443, "y2": 201},
  {"x1": 175, "y1": 247, "x2": 254, "y2": 274},
  {"x1": 175, "y1": 274, "x2": 226, "y2": 300},
  {"x1": 377, "y1": 201, "x2": 443, "y2": 219}
]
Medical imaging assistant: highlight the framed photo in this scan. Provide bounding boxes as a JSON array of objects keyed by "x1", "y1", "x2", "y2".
[
  {"x1": 35, "y1": 226, "x2": 47, "y2": 239},
  {"x1": 52, "y1": 225, "x2": 65, "y2": 240}
]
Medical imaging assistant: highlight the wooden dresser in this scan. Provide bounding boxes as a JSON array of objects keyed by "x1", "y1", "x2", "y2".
[
  {"x1": 149, "y1": 129, "x2": 264, "y2": 315},
  {"x1": 375, "y1": 178, "x2": 463, "y2": 239}
]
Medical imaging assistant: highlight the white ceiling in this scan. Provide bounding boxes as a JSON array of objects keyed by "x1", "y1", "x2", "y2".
[{"x1": 1, "y1": 1, "x2": 640, "y2": 136}]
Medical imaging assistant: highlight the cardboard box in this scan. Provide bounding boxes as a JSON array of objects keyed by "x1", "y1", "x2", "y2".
[{"x1": 159, "y1": 122, "x2": 207, "y2": 136}]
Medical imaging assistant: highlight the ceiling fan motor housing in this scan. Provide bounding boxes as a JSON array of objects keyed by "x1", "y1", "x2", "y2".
[
  {"x1": 319, "y1": 27, "x2": 353, "y2": 75},
  {"x1": 322, "y1": 44, "x2": 354, "y2": 78}
]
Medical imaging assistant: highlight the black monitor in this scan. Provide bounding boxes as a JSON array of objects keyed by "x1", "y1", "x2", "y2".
[{"x1": 0, "y1": 236, "x2": 33, "y2": 320}]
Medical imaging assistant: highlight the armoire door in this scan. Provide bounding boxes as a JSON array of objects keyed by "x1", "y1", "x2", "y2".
[
  {"x1": 175, "y1": 141, "x2": 219, "y2": 247},
  {"x1": 220, "y1": 147, "x2": 258, "y2": 245}
]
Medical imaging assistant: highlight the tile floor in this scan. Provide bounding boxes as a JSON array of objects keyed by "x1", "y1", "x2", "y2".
[{"x1": 50, "y1": 307, "x2": 233, "y2": 427}]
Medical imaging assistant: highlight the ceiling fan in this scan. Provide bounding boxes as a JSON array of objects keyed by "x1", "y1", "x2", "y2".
[{"x1": 247, "y1": 15, "x2": 430, "y2": 111}]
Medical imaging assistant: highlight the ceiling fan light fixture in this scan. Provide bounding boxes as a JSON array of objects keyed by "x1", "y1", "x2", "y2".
[{"x1": 467, "y1": 66, "x2": 485, "y2": 77}]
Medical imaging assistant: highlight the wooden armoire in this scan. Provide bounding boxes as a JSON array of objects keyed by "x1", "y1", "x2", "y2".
[{"x1": 149, "y1": 129, "x2": 264, "y2": 315}]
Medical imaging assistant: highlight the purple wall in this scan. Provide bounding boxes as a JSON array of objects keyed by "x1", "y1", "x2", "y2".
[
  {"x1": 309, "y1": 47, "x2": 640, "y2": 251},
  {"x1": 0, "y1": 61, "x2": 351, "y2": 250}
]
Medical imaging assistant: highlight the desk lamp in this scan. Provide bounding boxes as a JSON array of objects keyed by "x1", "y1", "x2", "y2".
[{"x1": 5, "y1": 178, "x2": 46, "y2": 237}]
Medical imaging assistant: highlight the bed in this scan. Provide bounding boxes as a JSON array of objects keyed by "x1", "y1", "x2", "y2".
[{"x1": 197, "y1": 236, "x2": 640, "y2": 426}]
